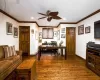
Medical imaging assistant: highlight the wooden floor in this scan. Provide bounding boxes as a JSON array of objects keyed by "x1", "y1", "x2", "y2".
[
  {"x1": 36, "y1": 55, "x2": 100, "y2": 80},
  {"x1": 24, "y1": 55, "x2": 100, "y2": 80}
]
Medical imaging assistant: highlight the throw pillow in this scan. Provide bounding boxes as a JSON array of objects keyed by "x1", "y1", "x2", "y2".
[
  {"x1": 9, "y1": 46, "x2": 13, "y2": 57},
  {"x1": 11, "y1": 46, "x2": 17, "y2": 56},
  {"x1": 3, "y1": 47, "x2": 10, "y2": 58}
]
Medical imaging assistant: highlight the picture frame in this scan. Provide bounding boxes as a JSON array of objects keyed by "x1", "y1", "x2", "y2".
[
  {"x1": 6, "y1": 22, "x2": 13, "y2": 35},
  {"x1": 39, "y1": 37, "x2": 42, "y2": 43},
  {"x1": 13, "y1": 27, "x2": 18, "y2": 38},
  {"x1": 61, "y1": 34, "x2": 65, "y2": 38},
  {"x1": 85, "y1": 26, "x2": 90, "y2": 33},
  {"x1": 61, "y1": 28, "x2": 65, "y2": 33},
  {"x1": 57, "y1": 30, "x2": 60, "y2": 40},
  {"x1": 78, "y1": 25, "x2": 84, "y2": 35},
  {"x1": 31, "y1": 29, "x2": 34, "y2": 34},
  {"x1": 39, "y1": 32, "x2": 42, "y2": 37},
  {"x1": 54, "y1": 31, "x2": 57, "y2": 37}
]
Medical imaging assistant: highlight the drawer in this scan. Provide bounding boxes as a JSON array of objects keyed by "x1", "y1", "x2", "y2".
[{"x1": 87, "y1": 53, "x2": 95, "y2": 59}]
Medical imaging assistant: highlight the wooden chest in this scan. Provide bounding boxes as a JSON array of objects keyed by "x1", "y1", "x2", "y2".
[{"x1": 16, "y1": 59, "x2": 36, "y2": 80}]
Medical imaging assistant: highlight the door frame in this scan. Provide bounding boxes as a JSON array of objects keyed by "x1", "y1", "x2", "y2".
[
  {"x1": 66, "y1": 27, "x2": 76, "y2": 55},
  {"x1": 19, "y1": 26, "x2": 30, "y2": 56}
]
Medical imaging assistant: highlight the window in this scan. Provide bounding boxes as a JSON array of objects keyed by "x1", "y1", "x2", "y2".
[{"x1": 42, "y1": 28, "x2": 53, "y2": 39}]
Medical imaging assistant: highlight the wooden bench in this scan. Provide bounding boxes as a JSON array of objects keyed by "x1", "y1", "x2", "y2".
[{"x1": 16, "y1": 59, "x2": 36, "y2": 80}]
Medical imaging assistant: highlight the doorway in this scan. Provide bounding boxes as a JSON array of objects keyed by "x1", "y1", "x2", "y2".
[
  {"x1": 66, "y1": 27, "x2": 76, "y2": 55},
  {"x1": 19, "y1": 26, "x2": 30, "y2": 56}
]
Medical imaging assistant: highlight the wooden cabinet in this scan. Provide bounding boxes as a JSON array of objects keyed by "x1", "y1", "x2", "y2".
[{"x1": 86, "y1": 48, "x2": 100, "y2": 76}]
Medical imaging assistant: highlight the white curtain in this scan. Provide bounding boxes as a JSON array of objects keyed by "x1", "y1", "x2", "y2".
[
  {"x1": 42, "y1": 28, "x2": 53, "y2": 39},
  {"x1": 42, "y1": 28, "x2": 48, "y2": 39},
  {"x1": 48, "y1": 28, "x2": 53, "y2": 39}
]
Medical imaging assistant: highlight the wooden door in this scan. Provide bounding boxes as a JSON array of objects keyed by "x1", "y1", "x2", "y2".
[
  {"x1": 66, "y1": 27, "x2": 76, "y2": 55},
  {"x1": 19, "y1": 26, "x2": 30, "y2": 56}
]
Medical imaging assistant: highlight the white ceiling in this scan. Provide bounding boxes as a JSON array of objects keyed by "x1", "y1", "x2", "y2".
[{"x1": 0, "y1": 0, "x2": 100, "y2": 26}]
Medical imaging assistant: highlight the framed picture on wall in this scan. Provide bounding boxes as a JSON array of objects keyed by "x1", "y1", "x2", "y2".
[
  {"x1": 54, "y1": 31, "x2": 57, "y2": 37},
  {"x1": 6, "y1": 22, "x2": 13, "y2": 35},
  {"x1": 85, "y1": 26, "x2": 90, "y2": 33},
  {"x1": 31, "y1": 29, "x2": 34, "y2": 34},
  {"x1": 61, "y1": 28, "x2": 65, "y2": 33},
  {"x1": 61, "y1": 34, "x2": 65, "y2": 38},
  {"x1": 39, "y1": 32, "x2": 42, "y2": 37},
  {"x1": 39, "y1": 37, "x2": 42, "y2": 43},
  {"x1": 13, "y1": 27, "x2": 18, "y2": 38},
  {"x1": 78, "y1": 25, "x2": 84, "y2": 35}
]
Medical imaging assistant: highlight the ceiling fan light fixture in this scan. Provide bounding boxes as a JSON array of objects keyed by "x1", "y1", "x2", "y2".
[
  {"x1": 31, "y1": 17, "x2": 34, "y2": 19},
  {"x1": 62, "y1": 17, "x2": 66, "y2": 20},
  {"x1": 47, "y1": 23, "x2": 50, "y2": 25}
]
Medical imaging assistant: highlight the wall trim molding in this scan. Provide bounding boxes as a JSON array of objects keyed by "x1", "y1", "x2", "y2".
[
  {"x1": 19, "y1": 21, "x2": 77, "y2": 27},
  {"x1": 18, "y1": 21, "x2": 40, "y2": 27},
  {"x1": 0, "y1": 9, "x2": 100, "y2": 27},
  {"x1": 57, "y1": 22, "x2": 77, "y2": 27},
  {"x1": 76, "y1": 55, "x2": 85, "y2": 61},
  {"x1": 0, "y1": 9, "x2": 19, "y2": 22},
  {"x1": 19, "y1": 21, "x2": 36, "y2": 23},
  {"x1": 76, "y1": 9, "x2": 100, "y2": 23},
  {"x1": 39, "y1": 26, "x2": 57, "y2": 28}
]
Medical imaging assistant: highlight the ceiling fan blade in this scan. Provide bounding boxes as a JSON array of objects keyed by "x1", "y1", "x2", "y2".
[
  {"x1": 38, "y1": 17, "x2": 47, "y2": 20},
  {"x1": 53, "y1": 16, "x2": 62, "y2": 19},
  {"x1": 38, "y1": 13, "x2": 47, "y2": 16},
  {"x1": 49, "y1": 12, "x2": 58, "y2": 16},
  {"x1": 47, "y1": 17, "x2": 52, "y2": 22}
]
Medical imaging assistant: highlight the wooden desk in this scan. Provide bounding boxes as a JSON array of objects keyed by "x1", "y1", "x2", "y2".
[{"x1": 38, "y1": 45, "x2": 67, "y2": 60}]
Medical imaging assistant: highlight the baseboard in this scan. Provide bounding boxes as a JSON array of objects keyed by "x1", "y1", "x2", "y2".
[
  {"x1": 30, "y1": 52, "x2": 37, "y2": 56},
  {"x1": 30, "y1": 54, "x2": 36, "y2": 57},
  {"x1": 76, "y1": 55, "x2": 85, "y2": 62}
]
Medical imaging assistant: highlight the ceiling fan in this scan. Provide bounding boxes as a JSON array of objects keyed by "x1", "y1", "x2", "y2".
[{"x1": 38, "y1": 10, "x2": 62, "y2": 22}]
